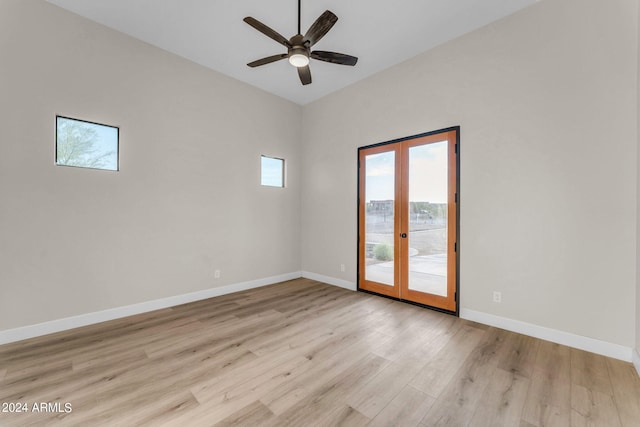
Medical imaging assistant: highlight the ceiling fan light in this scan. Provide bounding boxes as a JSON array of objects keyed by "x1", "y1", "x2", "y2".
[{"x1": 289, "y1": 53, "x2": 309, "y2": 67}]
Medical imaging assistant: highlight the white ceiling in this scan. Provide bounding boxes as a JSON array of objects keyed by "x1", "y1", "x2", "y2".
[{"x1": 46, "y1": 0, "x2": 537, "y2": 105}]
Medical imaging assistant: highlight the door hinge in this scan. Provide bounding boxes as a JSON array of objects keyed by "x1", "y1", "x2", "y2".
[
  {"x1": 455, "y1": 193, "x2": 458, "y2": 203},
  {"x1": 454, "y1": 242, "x2": 457, "y2": 252},
  {"x1": 455, "y1": 143, "x2": 458, "y2": 154},
  {"x1": 455, "y1": 292, "x2": 457, "y2": 302}
]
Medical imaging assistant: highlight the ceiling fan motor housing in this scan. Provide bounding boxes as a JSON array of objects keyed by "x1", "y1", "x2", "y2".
[{"x1": 287, "y1": 34, "x2": 309, "y2": 67}]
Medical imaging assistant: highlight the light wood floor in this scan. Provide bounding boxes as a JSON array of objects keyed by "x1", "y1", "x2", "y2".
[{"x1": 1, "y1": 279, "x2": 639, "y2": 426}]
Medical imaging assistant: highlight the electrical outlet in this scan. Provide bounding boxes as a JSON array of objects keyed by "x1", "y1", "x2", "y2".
[
  {"x1": 340, "y1": 264, "x2": 345, "y2": 272},
  {"x1": 214, "y1": 269, "x2": 221, "y2": 279},
  {"x1": 493, "y1": 291, "x2": 501, "y2": 303}
]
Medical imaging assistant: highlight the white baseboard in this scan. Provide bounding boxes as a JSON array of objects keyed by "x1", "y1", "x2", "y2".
[
  {"x1": 302, "y1": 271, "x2": 356, "y2": 291},
  {"x1": 0, "y1": 271, "x2": 303, "y2": 346},
  {"x1": 633, "y1": 348, "x2": 640, "y2": 377},
  {"x1": 460, "y1": 308, "x2": 632, "y2": 362}
]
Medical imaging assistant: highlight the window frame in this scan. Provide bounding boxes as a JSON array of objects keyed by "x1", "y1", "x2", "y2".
[
  {"x1": 55, "y1": 115, "x2": 120, "y2": 172},
  {"x1": 261, "y1": 155, "x2": 285, "y2": 188}
]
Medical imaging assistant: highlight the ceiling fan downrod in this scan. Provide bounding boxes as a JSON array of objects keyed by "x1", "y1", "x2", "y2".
[{"x1": 298, "y1": 0, "x2": 301, "y2": 35}]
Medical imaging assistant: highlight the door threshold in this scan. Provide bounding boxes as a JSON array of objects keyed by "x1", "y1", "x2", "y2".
[{"x1": 357, "y1": 288, "x2": 459, "y2": 317}]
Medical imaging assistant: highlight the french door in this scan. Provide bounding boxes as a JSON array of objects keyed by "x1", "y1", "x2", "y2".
[{"x1": 358, "y1": 127, "x2": 459, "y2": 313}]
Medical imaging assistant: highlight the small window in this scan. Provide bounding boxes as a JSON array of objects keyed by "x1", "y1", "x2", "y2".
[
  {"x1": 56, "y1": 116, "x2": 119, "y2": 171},
  {"x1": 261, "y1": 155, "x2": 285, "y2": 187}
]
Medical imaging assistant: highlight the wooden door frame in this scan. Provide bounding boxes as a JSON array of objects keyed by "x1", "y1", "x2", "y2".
[
  {"x1": 357, "y1": 126, "x2": 460, "y2": 316},
  {"x1": 357, "y1": 143, "x2": 402, "y2": 299}
]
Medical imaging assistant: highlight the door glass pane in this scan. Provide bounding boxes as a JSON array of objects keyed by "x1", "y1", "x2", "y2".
[
  {"x1": 364, "y1": 151, "x2": 395, "y2": 286},
  {"x1": 408, "y1": 142, "x2": 448, "y2": 296}
]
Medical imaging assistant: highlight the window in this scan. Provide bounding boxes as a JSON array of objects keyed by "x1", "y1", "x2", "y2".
[
  {"x1": 56, "y1": 116, "x2": 119, "y2": 171},
  {"x1": 261, "y1": 155, "x2": 285, "y2": 187}
]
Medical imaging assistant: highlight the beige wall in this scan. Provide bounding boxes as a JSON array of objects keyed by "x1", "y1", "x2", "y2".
[
  {"x1": 637, "y1": 0, "x2": 640, "y2": 359},
  {"x1": 0, "y1": 0, "x2": 301, "y2": 330},
  {"x1": 301, "y1": 0, "x2": 638, "y2": 347}
]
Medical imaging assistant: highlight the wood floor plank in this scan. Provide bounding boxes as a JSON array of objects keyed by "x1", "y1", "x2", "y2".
[
  {"x1": 231, "y1": 279, "x2": 325, "y2": 307},
  {"x1": 347, "y1": 356, "x2": 427, "y2": 419},
  {"x1": 467, "y1": 367, "x2": 530, "y2": 427},
  {"x1": 2, "y1": 350, "x2": 152, "y2": 406},
  {"x1": 372, "y1": 324, "x2": 440, "y2": 362},
  {"x1": 72, "y1": 345, "x2": 151, "y2": 372},
  {"x1": 496, "y1": 330, "x2": 540, "y2": 379},
  {"x1": 157, "y1": 289, "x2": 363, "y2": 363},
  {"x1": 272, "y1": 353, "x2": 390, "y2": 427},
  {"x1": 0, "y1": 307, "x2": 175, "y2": 358},
  {"x1": 311, "y1": 405, "x2": 370, "y2": 427},
  {"x1": 372, "y1": 302, "x2": 428, "y2": 337},
  {"x1": 213, "y1": 400, "x2": 277, "y2": 427},
  {"x1": 368, "y1": 385, "x2": 435, "y2": 427},
  {"x1": 241, "y1": 318, "x2": 332, "y2": 356},
  {"x1": 2, "y1": 312, "x2": 201, "y2": 377},
  {"x1": 571, "y1": 348, "x2": 615, "y2": 396},
  {"x1": 225, "y1": 284, "x2": 335, "y2": 319},
  {"x1": 520, "y1": 340, "x2": 572, "y2": 427},
  {"x1": 189, "y1": 347, "x2": 301, "y2": 403},
  {"x1": 143, "y1": 310, "x2": 283, "y2": 359},
  {"x1": 170, "y1": 299, "x2": 241, "y2": 318},
  {"x1": 606, "y1": 358, "x2": 640, "y2": 426},
  {"x1": 184, "y1": 355, "x2": 312, "y2": 425},
  {"x1": 410, "y1": 323, "x2": 485, "y2": 397},
  {"x1": 571, "y1": 384, "x2": 622, "y2": 427},
  {"x1": 0, "y1": 361, "x2": 74, "y2": 401},
  {"x1": 0, "y1": 279, "x2": 637, "y2": 426},
  {"x1": 53, "y1": 350, "x2": 256, "y2": 425},
  {"x1": 82, "y1": 391, "x2": 199, "y2": 427},
  {"x1": 420, "y1": 327, "x2": 510, "y2": 426},
  {"x1": 275, "y1": 289, "x2": 371, "y2": 328},
  {"x1": 261, "y1": 329, "x2": 391, "y2": 416}
]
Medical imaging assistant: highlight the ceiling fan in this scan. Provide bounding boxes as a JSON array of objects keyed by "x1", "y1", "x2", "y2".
[{"x1": 243, "y1": 0, "x2": 358, "y2": 85}]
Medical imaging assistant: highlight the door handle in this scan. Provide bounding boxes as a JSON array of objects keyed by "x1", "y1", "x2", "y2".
[{"x1": 400, "y1": 233, "x2": 407, "y2": 238}]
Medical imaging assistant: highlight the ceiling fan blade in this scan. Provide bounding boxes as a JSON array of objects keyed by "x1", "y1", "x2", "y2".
[
  {"x1": 303, "y1": 10, "x2": 338, "y2": 47},
  {"x1": 311, "y1": 51, "x2": 358, "y2": 66},
  {"x1": 243, "y1": 17, "x2": 291, "y2": 47},
  {"x1": 297, "y1": 65, "x2": 312, "y2": 85},
  {"x1": 247, "y1": 54, "x2": 288, "y2": 68}
]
